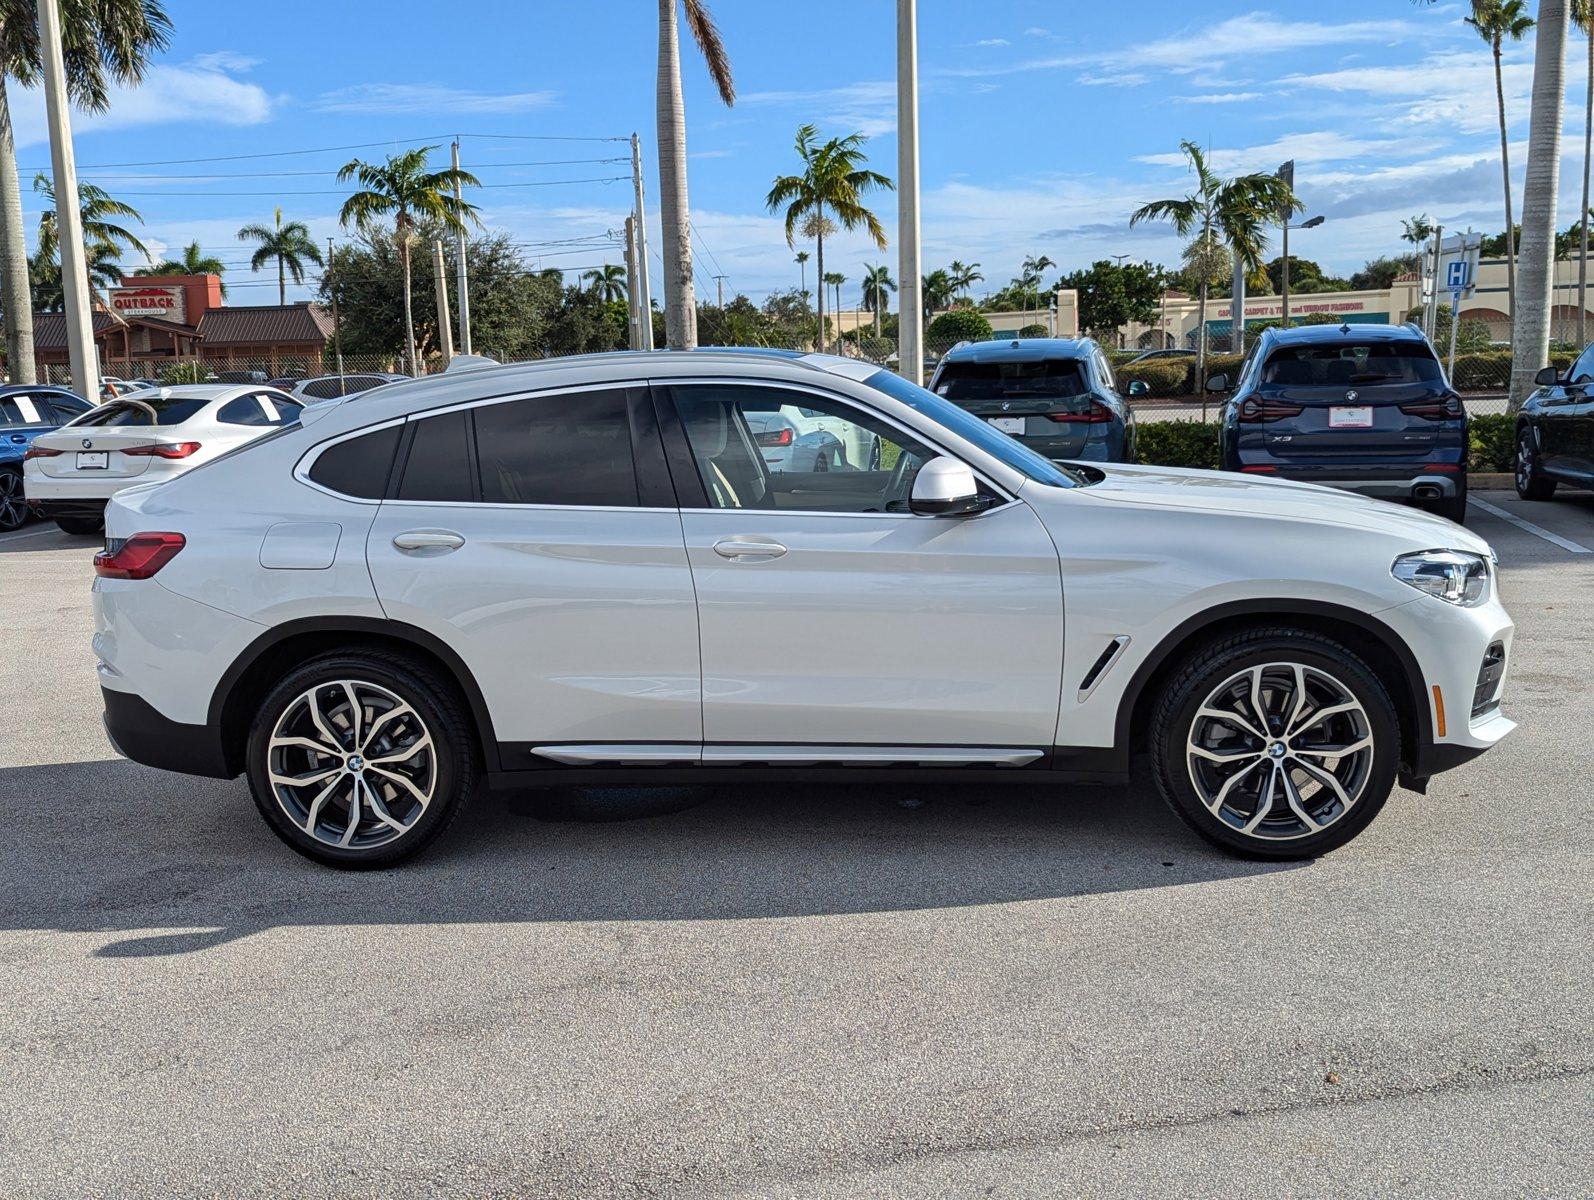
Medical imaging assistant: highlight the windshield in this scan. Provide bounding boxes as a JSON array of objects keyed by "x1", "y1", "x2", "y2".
[
  {"x1": 1262, "y1": 342, "x2": 1443, "y2": 387},
  {"x1": 933, "y1": 358, "x2": 1089, "y2": 402},
  {"x1": 73, "y1": 395, "x2": 211, "y2": 427},
  {"x1": 863, "y1": 368, "x2": 1086, "y2": 488}
]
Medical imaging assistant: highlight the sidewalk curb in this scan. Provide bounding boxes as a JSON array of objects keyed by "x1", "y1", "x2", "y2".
[{"x1": 1472, "y1": 473, "x2": 1513, "y2": 489}]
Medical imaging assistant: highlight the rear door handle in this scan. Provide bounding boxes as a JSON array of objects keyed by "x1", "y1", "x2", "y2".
[
  {"x1": 712, "y1": 538, "x2": 788, "y2": 560},
  {"x1": 392, "y1": 529, "x2": 465, "y2": 552}
]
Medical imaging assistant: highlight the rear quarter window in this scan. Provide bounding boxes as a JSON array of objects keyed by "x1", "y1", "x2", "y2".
[{"x1": 307, "y1": 424, "x2": 403, "y2": 499}]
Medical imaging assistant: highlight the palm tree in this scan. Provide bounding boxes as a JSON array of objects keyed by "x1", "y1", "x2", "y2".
[
  {"x1": 1018, "y1": 254, "x2": 1055, "y2": 309},
  {"x1": 337, "y1": 145, "x2": 479, "y2": 375},
  {"x1": 133, "y1": 240, "x2": 228, "y2": 294},
  {"x1": 1509, "y1": 0, "x2": 1569, "y2": 404},
  {"x1": 0, "y1": 0, "x2": 169, "y2": 383},
  {"x1": 1130, "y1": 140, "x2": 1297, "y2": 386},
  {"x1": 30, "y1": 241, "x2": 123, "y2": 311},
  {"x1": 766, "y1": 123, "x2": 893, "y2": 353},
  {"x1": 1466, "y1": 0, "x2": 1535, "y2": 318},
  {"x1": 921, "y1": 268, "x2": 954, "y2": 321},
  {"x1": 1401, "y1": 214, "x2": 1435, "y2": 247},
  {"x1": 794, "y1": 249, "x2": 810, "y2": 300},
  {"x1": 1577, "y1": 0, "x2": 1593, "y2": 344},
  {"x1": 32, "y1": 175, "x2": 147, "y2": 263},
  {"x1": 656, "y1": 0, "x2": 735, "y2": 350},
  {"x1": 237, "y1": 207, "x2": 324, "y2": 305},
  {"x1": 860, "y1": 263, "x2": 896, "y2": 335},
  {"x1": 582, "y1": 263, "x2": 628, "y2": 303},
  {"x1": 948, "y1": 259, "x2": 983, "y2": 300},
  {"x1": 823, "y1": 271, "x2": 845, "y2": 330}
]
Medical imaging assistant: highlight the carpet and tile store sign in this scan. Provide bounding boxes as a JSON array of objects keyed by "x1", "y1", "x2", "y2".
[{"x1": 109, "y1": 285, "x2": 185, "y2": 323}]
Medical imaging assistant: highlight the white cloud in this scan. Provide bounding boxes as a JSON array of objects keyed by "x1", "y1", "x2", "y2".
[
  {"x1": 1175, "y1": 92, "x2": 1264, "y2": 105},
  {"x1": 312, "y1": 84, "x2": 556, "y2": 115},
  {"x1": 1135, "y1": 131, "x2": 1418, "y2": 174},
  {"x1": 1280, "y1": 49, "x2": 1533, "y2": 136},
  {"x1": 974, "y1": 38, "x2": 1009, "y2": 47},
  {"x1": 1080, "y1": 72, "x2": 1148, "y2": 88},
  {"x1": 9, "y1": 54, "x2": 273, "y2": 149},
  {"x1": 739, "y1": 82, "x2": 896, "y2": 138}
]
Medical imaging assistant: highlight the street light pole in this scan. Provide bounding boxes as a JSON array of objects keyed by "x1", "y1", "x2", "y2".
[
  {"x1": 326, "y1": 237, "x2": 344, "y2": 378},
  {"x1": 896, "y1": 0, "x2": 923, "y2": 384},
  {"x1": 450, "y1": 139, "x2": 472, "y2": 355},
  {"x1": 630, "y1": 133, "x2": 655, "y2": 352},
  {"x1": 36, "y1": 0, "x2": 96, "y2": 400}
]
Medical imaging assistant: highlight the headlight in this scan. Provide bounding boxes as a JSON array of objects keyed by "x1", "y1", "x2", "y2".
[{"x1": 1392, "y1": 550, "x2": 1491, "y2": 607}]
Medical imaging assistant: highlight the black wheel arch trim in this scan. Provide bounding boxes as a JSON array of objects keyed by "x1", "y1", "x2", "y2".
[
  {"x1": 208, "y1": 615, "x2": 502, "y2": 775},
  {"x1": 1113, "y1": 598, "x2": 1437, "y2": 778}
]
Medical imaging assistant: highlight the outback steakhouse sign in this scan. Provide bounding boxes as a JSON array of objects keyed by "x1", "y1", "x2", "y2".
[{"x1": 109, "y1": 285, "x2": 185, "y2": 323}]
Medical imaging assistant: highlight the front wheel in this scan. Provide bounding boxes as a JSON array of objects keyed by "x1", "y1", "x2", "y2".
[
  {"x1": 245, "y1": 652, "x2": 477, "y2": 868},
  {"x1": 1149, "y1": 628, "x2": 1400, "y2": 860},
  {"x1": 1515, "y1": 427, "x2": 1557, "y2": 500}
]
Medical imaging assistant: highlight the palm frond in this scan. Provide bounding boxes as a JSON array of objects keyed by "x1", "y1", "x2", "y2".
[{"x1": 682, "y1": 0, "x2": 735, "y2": 104}]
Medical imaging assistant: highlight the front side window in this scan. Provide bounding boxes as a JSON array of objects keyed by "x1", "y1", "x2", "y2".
[
  {"x1": 473, "y1": 389, "x2": 639, "y2": 507},
  {"x1": 672, "y1": 384, "x2": 938, "y2": 513},
  {"x1": 1568, "y1": 344, "x2": 1594, "y2": 385},
  {"x1": 397, "y1": 409, "x2": 474, "y2": 502},
  {"x1": 1261, "y1": 342, "x2": 1443, "y2": 387}
]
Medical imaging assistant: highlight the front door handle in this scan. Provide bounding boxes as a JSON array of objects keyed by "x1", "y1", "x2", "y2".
[
  {"x1": 712, "y1": 537, "x2": 788, "y2": 560},
  {"x1": 392, "y1": 529, "x2": 465, "y2": 552}
]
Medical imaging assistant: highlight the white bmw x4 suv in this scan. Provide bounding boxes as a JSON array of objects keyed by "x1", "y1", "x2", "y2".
[{"x1": 92, "y1": 351, "x2": 1515, "y2": 868}]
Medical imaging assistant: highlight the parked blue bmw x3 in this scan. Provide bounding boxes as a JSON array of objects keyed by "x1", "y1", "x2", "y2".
[
  {"x1": 0, "y1": 384, "x2": 94, "y2": 531},
  {"x1": 1214, "y1": 323, "x2": 1468, "y2": 523},
  {"x1": 927, "y1": 338, "x2": 1137, "y2": 463}
]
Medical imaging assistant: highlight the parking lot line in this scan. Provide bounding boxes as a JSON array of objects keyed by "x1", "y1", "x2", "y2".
[
  {"x1": 0, "y1": 526, "x2": 63, "y2": 544},
  {"x1": 1468, "y1": 496, "x2": 1592, "y2": 554}
]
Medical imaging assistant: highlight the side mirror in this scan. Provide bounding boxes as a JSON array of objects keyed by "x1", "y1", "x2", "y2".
[
  {"x1": 1205, "y1": 373, "x2": 1230, "y2": 393},
  {"x1": 910, "y1": 456, "x2": 986, "y2": 516},
  {"x1": 1534, "y1": 365, "x2": 1561, "y2": 387},
  {"x1": 1127, "y1": 379, "x2": 1149, "y2": 398}
]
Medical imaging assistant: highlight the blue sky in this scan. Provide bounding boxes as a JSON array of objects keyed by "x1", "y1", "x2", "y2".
[{"x1": 9, "y1": 1, "x2": 1582, "y2": 307}]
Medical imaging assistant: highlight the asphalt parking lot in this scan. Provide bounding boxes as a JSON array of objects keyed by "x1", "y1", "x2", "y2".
[{"x1": 1, "y1": 490, "x2": 1590, "y2": 1198}]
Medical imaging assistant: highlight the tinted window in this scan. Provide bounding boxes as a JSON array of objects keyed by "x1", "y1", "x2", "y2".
[
  {"x1": 934, "y1": 358, "x2": 1090, "y2": 402},
  {"x1": 397, "y1": 410, "x2": 474, "y2": 502},
  {"x1": 473, "y1": 390, "x2": 638, "y2": 507},
  {"x1": 41, "y1": 394, "x2": 91, "y2": 423},
  {"x1": 1261, "y1": 342, "x2": 1443, "y2": 386},
  {"x1": 0, "y1": 396, "x2": 37, "y2": 425},
  {"x1": 217, "y1": 392, "x2": 299, "y2": 427},
  {"x1": 301, "y1": 378, "x2": 343, "y2": 400},
  {"x1": 75, "y1": 395, "x2": 211, "y2": 427},
  {"x1": 1568, "y1": 344, "x2": 1594, "y2": 384},
  {"x1": 308, "y1": 424, "x2": 402, "y2": 499}
]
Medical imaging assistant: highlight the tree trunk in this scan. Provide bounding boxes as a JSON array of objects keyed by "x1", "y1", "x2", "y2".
[
  {"x1": 1196, "y1": 281, "x2": 1209, "y2": 413},
  {"x1": 0, "y1": 73, "x2": 37, "y2": 385},
  {"x1": 1510, "y1": 0, "x2": 1569, "y2": 408},
  {"x1": 815, "y1": 216, "x2": 826, "y2": 354},
  {"x1": 1581, "y1": 24, "x2": 1592, "y2": 346},
  {"x1": 400, "y1": 234, "x2": 418, "y2": 376},
  {"x1": 1494, "y1": 42, "x2": 1519, "y2": 319},
  {"x1": 278, "y1": 256, "x2": 286, "y2": 306},
  {"x1": 655, "y1": 0, "x2": 697, "y2": 350},
  {"x1": 873, "y1": 294, "x2": 880, "y2": 337}
]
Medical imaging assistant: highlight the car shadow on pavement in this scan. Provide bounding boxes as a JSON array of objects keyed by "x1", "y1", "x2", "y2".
[{"x1": 0, "y1": 758, "x2": 1302, "y2": 957}]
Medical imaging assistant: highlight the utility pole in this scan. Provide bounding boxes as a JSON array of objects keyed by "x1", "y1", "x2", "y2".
[
  {"x1": 624, "y1": 216, "x2": 641, "y2": 350},
  {"x1": 714, "y1": 274, "x2": 727, "y2": 309},
  {"x1": 1425, "y1": 224, "x2": 1444, "y2": 340},
  {"x1": 327, "y1": 237, "x2": 344, "y2": 377},
  {"x1": 1278, "y1": 160, "x2": 1294, "y2": 330},
  {"x1": 450, "y1": 139, "x2": 472, "y2": 355},
  {"x1": 896, "y1": 0, "x2": 923, "y2": 384},
  {"x1": 36, "y1": 0, "x2": 96, "y2": 402},
  {"x1": 1230, "y1": 247, "x2": 1247, "y2": 355},
  {"x1": 630, "y1": 133, "x2": 655, "y2": 351},
  {"x1": 431, "y1": 240, "x2": 454, "y2": 367}
]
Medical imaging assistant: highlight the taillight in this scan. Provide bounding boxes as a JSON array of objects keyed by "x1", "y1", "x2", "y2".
[
  {"x1": 23, "y1": 446, "x2": 62, "y2": 460},
  {"x1": 1240, "y1": 465, "x2": 1279, "y2": 473},
  {"x1": 93, "y1": 532, "x2": 186, "y2": 580},
  {"x1": 123, "y1": 442, "x2": 202, "y2": 459},
  {"x1": 755, "y1": 427, "x2": 794, "y2": 447},
  {"x1": 1045, "y1": 400, "x2": 1113, "y2": 424},
  {"x1": 1238, "y1": 398, "x2": 1305, "y2": 422},
  {"x1": 1399, "y1": 397, "x2": 1463, "y2": 419}
]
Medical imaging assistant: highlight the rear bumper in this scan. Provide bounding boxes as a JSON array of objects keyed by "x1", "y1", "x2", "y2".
[
  {"x1": 23, "y1": 474, "x2": 150, "y2": 502},
  {"x1": 101, "y1": 686, "x2": 234, "y2": 779},
  {"x1": 1314, "y1": 474, "x2": 1465, "y2": 500},
  {"x1": 29, "y1": 497, "x2": 109, "y2": 520}
]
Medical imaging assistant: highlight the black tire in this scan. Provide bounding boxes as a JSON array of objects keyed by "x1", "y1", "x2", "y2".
[
  {"x1": 1431, "y1": 477, "x2": 1468, "y2": 524},
  {"x1": 1149, "y1": 627, "x2": 1401, "y2": 860},
  {"x1": 54, "y1": 514, "x2": 103, "y2": 535},
  {"x1": 1515, "y1": 426, "x2": 1557, "y2": 500},
  {"x1": 0, "y1": 467, "x2": 27, "y2": 532},
  {"x1": 245, "y1": 650, "x2": 478, "y2": 868}
]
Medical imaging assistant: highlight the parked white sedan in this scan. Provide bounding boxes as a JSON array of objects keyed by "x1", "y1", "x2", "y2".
[{"x1": 23, "y1": 384, "x2": 302, "y2": 534}]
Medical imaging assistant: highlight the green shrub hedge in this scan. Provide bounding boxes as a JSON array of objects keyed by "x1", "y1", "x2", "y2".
[
  {"x1": 926, "y1": 309, "x2": 993, "y2": 343},
  {"x1": 1468, "y1": 412, "x2": 1514, "y2": 472},
  {"x1": 1134, "y1": 420, "x2": 1220, "y2": 469},
  {"x1": 1117, "y1": 359, "x2": 1186, "y2": 396}
]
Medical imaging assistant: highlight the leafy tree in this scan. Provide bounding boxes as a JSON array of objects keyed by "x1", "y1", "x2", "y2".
[
  {"x1": 29, "y1": 241, "x2": 123, "y2": 310},
  {"x1": 926, "y1": 308, "x2": 993, "y2": 345},
  {"x1": 766, "y1": 123, "x2": 892, "y2": 353},
  {"x1": 134, "y1": 240, "x2": 227, "y2": 295},
  {"x1": 948, "y1": 259, "x2": 983, "y2": 298},
  {"x1": 1057, "y1": 259, "x2": 1165, "y2": 340},
  {"x1": 860, "y1": 263, "x2": 895, "y2": 335},
  {"x1": 337, "y1": 145, "x2": 479, "y2": 375},
  {"x1": 34, "y1": 174, "x2": 147, "y2": 261},
  {"x1": 1349, "y1": 254, "x2": 1419, "y2": 291},
  {"x1": 1263, "y1": 256, "x2": 1351, "y2": 295},
  {"x1": 656, "y1": 0, "x2": 735, "y2": 349},
  {"x1": 0, "y1": 0, "x2": 170, "y2": 383},
  {"x1": 582, "y1": 263, "x2": 627, "y2": 303},
  {"x1": 237, "y1": 207, "x2": 323, "y2": 305},
  {"x1": 1401, "y1": 214, "x2": 1436, "y2": 247},
  {"x1": 1017, "y1": 323, "x2": 1048, "y2": 337},
  {"x1": 921, "y1": 268, "x2": 955, "y2": 320}
]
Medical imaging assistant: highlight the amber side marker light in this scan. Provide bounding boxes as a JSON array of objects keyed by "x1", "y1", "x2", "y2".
[{"x1": 1432, "y1": 684, "x2": 1447, "y2": 738}]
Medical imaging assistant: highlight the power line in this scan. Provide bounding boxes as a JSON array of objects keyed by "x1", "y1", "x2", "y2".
[
  {"x1": 82, "y1": 176, "x2": 629, "y2": 198},
  {"x1": 68, "y1": 157, "x2": 628, "y2": 183}
]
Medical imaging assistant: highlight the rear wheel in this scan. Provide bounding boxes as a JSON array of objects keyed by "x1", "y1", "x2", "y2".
[
  {"x1": 0, "y1": 467, "x2": 26, "y2": 531},
  {"x1": 55, "y1": 514, "x2": 103, "y2": 535},
  {"x1": 1515, "y1": 427, "x2": 1557, "y2": 500},
  {"x1": 245, "y1": 652, "x2": 477, "y2": 868},
  {"x1": 1149, "y1": 628, "x2": 1400, "y2": 860}
]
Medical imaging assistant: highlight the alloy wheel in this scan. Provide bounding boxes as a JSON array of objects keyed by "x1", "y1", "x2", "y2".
[
  {"x1": 1185, "y1": 662, "x2": 1375, "y2": 842},
  {"x1": 0, "y1": 470, "x2": 26, "y2": 532},
  {"x1": 1516, "y1": 431, "x2": 1533, "y2": 491},
  {"x1": 266, "y1": 679, "x2": 437, "y2": 850}
]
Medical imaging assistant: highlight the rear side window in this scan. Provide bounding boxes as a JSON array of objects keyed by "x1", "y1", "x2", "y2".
[
  {"x1": 301, "y1": 378, "x2": 343, "y2": 400},
  {"x1": 41, "y1": 395, "x2": 90, "y2": 423},
  {"x1": 934, "y1": 359, "x2": 1089, "y2": 401},
  {"x1": 217, "y1": 392, "x2": 300, "y2": 427},
  {"x1": 397, "y1": 410, "x2": 474, "y2": 502},
  {"x1": 74, "y1": 396, "x2": 211, "y2": 427},
  {"x1": 0, "y1": 396, "x2": 40, "y2": 424},
  {"x1": 308, "y1": 424, "x2": 402, "y2": 499},
  {"x1": 473, "y1": 390, "x2": 638, "y2": 507},
  {"x1": 1262, "y1": 342, "x2": 1443, "y2": 386}
]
